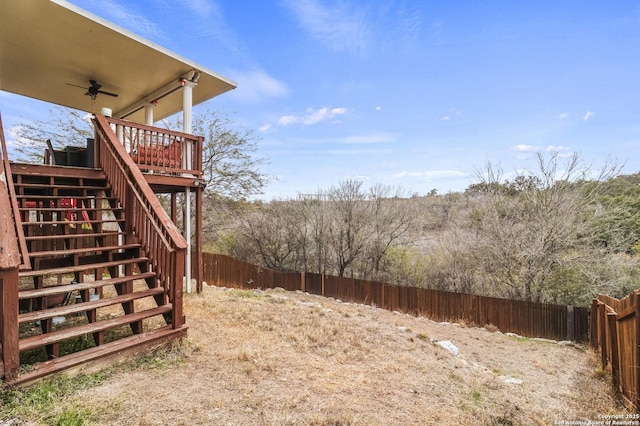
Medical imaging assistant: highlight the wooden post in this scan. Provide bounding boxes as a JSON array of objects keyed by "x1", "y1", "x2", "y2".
[
  {"x1": 0, "y1": 269, "x2": 19, "y2": 381},
  {"x1": 635, "y1": 292, "x2": 640, "y2": 412},
  {"x1": 300, "y1": 272, "x2": 305, "y2": 293},
  {"x1": 171, "y1": 251, "x2": 185, "y2": 328},
  {"x1": 590, "y1": 299, "x2": 598, "y2": 349},
  {"x1": 600, "y1": 302, "x2": 608, "y2": 369},
  {"x1": 170, "y1": 193, "x2": 177, "y2": 223},
  {"x1": 93, "y1": 128, "x2": 101, "y2": 168},
  {"x1": 321, "y1": 274, "x2": 325, "y2": 297},
  {"x1": 607, "y1": 312, "x2": 620, "y2": 396}
]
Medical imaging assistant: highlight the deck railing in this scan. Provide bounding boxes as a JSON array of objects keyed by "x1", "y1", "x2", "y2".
[
  {"x1": 104, "y1": 116, "x2": 203, "y2": 178},
  {"x1": 92, "y1": 114, "x2": 187, "y2": 328},
  {"x1": 0, "y1": 114, "x2": 30, "y2": 271},
  {"x1": 0, "y1": 113, "x2": 22, "y2": 380}
]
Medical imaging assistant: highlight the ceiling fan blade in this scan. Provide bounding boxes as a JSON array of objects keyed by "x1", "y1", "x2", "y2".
[
  {"x1": 66, "y1": 82, "x2": 86, "y2": 89},
  {"x1": 97, "y1": 90, "x2": 118, "y2": 97}
]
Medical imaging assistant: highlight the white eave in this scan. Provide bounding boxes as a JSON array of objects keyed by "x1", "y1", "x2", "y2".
[{"x1": 0, "y1": 0, "x2": 237, "y2": 123}]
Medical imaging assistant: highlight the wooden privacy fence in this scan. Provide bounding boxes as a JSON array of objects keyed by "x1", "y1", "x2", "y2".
[
  {"x1": 591, "y1": 293, "x2": 640, "y2": 412},
  {"x1": 202, "y1": 253, "x2": 589, "y2": 342}
]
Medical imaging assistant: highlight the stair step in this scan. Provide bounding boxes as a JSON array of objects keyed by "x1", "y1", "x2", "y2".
[
  {"x1": 19, "y1": 305, "x2": 173, "y2": 352},
  {"x1": 10, "y1": 162, "x2": 104, "y2": 174},
  {"x1": 19, "y1": 272, "x2": 156, "y2": 300},
  {"x1": 19, "y1": 206, "x2": 123, "y2": 213},
  {"x1": 22, "y1": 218, "x2": 124, "y2": 227},
  {"x1": 14, "y1": 183, "x2": 108, "y2": 191},
  {"x1": 28, "y1": 243, "x2": 141, "y2": 259},
  {"x1": 25, "y1": 232, "x2": 126, "y2": 241},
  {"x1": 19, "y1": 287, "x2": 165, "y2": 324},
  {"x1": 16, "y1": 195, "x2": 117, "y2": 202},
  {"x1": 10, "y1": 325, "x2": 187, "y2": 386},
  {"x1": 19, "y1": 257, "x2": 149, "y2": 278}
]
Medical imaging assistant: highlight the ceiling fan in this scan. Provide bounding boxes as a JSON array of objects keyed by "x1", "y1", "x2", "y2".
[{"x1": 66, "y1": 80, "x2": 118, "y2": 100}]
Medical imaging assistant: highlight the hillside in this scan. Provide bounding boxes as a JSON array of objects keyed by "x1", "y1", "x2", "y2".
[{"x1": 6, "y1": 285, "x2": 625, "y2": 425}]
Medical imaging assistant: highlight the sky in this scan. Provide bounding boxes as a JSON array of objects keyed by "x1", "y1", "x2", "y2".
[{"x1": 2, "y1": 0, "x2": 640, "y2": 200}]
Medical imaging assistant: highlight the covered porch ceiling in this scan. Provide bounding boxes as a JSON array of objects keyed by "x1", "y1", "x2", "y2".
[{"x1": 0, "y1": 0, "x2": 237, "y2": 124}]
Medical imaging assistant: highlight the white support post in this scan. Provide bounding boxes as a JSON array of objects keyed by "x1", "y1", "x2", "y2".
[
  {"x1": 182, "y1": 81, "x2": 195, "y2": 294},
  {"x1": 144, "y1": 103, "x2": 155, "y2": 126}
]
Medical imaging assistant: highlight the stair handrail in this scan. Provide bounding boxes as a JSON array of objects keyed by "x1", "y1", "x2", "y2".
[
  {"x1": 92, "y1": 114, "x2": 186, "y2": 327},
  {"x1": 0, "y1": 113, "x2": 30, "y2": 271}
]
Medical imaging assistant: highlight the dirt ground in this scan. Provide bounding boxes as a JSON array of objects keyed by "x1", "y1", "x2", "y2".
[{"x1": 53, "y1": 285, "x2": 625, "y2": 425}]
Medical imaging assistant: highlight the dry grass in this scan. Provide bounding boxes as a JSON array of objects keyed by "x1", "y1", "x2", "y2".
[{"x1": 18, "y1": 286, "x2": 629, "y2": 425}]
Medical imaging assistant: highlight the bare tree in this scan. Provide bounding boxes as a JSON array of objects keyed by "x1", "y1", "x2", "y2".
[
  {"x1": 11, "y1": 106, "x2": 93, "y2": 163},
  {"x1": 236, "y1": 201, "x2": 301, "y2": 271},
  {"x1": 326, "y1": 179, "x2": 369, "y2": 277},
  {"x1": 471, "y1": 152, "x2": 621, "y2": 303},
  {"x1": 166, "y1": 109, "x2": 269, "y2": 201},
  {"x1": 361, "y1": 184, "x2": 418, "y2": 281},
  {"x1": 298, "y1": 195, "x2": 331, "y2": 274}
]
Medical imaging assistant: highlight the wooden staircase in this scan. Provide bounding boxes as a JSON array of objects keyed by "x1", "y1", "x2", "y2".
[
  {"x1": 5, "y1": 163, "x2": 184, "y2": 384},
  {"x1": 0, "y1": 114, "x2": 190, "y2": 385}
]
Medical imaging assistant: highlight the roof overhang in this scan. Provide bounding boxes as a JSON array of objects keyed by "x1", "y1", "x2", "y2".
[{"x1": 0, "y1": 0, "x2": 237, "y2": 123}]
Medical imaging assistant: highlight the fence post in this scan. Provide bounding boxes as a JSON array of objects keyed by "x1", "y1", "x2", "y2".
[
  {"x1": 607, "y1": 312, "x2": 619, "y2": 395},
  {"x1": 599, "y1": 302, "x2": 608, "y2": 370},
  {"x1": 300, "y1": 272, "x2": 305, "y2": 293},
  {"x1": 321, "y1": 274, "x2": 325, "y2": 297},
  {"x1": 590, "y1": 299, "x2": 598, "y2": 350},
  {"x1": 635, "y1": 292, "x2": 640, "y2": 412}
]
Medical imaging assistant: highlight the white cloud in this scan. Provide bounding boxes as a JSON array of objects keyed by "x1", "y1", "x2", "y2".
[
  {"x1": 277, "y1": 115, "x2": 298, "y2": 126},
  {"x1": 277, "y1": 107, "x2": 347, "y2": 126},
  {"x1": 546, "y1": 145, "x2": 571, "y2": 152},
  {"x1": 511, "y1": 144, "x2": 574, "y2": 160},
  {"x1": 513, "y1": 144, "x2": 538, "y2": 152},
  {"x1": 259, "y1": 124, "x2": 273, "y2": 133},
  {"x1": 558, "y1": 112, "x2": 568, "y2": 119},
  {"x1": 375, "y1": 106, "x2": 382, "y2": 111},
  {"x1": 227, "y1": 69, "x2": 289, "y2": 103},
  {"x1": 440, "y1": 116, "x2": 450, "y2": 121},
  {"x1": 584, "y1": 111, "x2": 594, "y2": 121},
  {"x1": 281, "y1": 0, "x2": 370, "y2": 54}
]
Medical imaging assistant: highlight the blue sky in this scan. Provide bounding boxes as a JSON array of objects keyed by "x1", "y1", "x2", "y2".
[{"x1": 3, "y1": 1, "x2": 640, "y2": 200}]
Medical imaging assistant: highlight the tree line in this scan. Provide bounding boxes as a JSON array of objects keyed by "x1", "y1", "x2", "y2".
[{"x1": 214, "y1": 153, "x2": 640, "y2": 307}]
